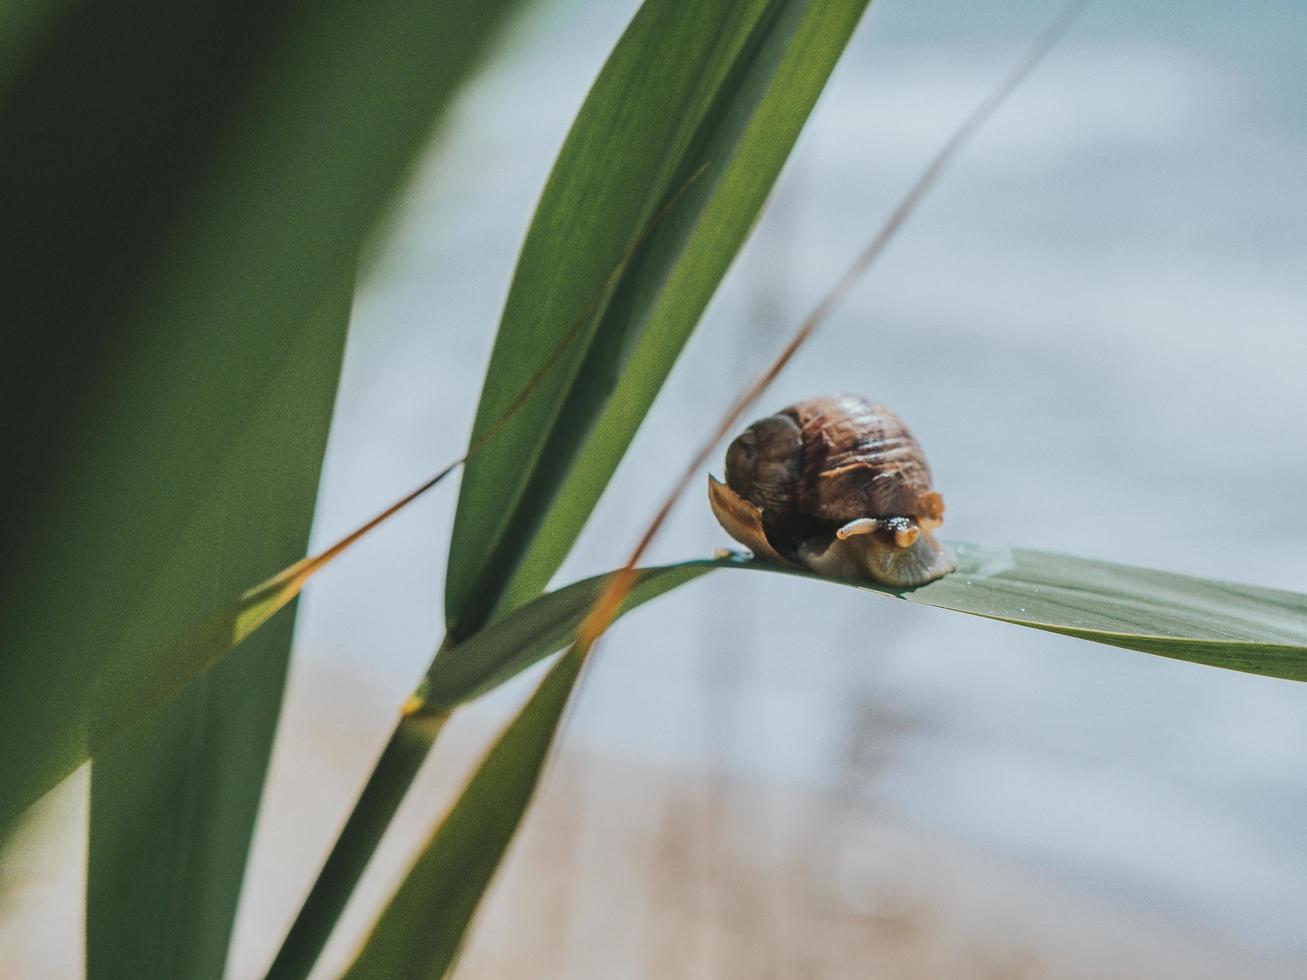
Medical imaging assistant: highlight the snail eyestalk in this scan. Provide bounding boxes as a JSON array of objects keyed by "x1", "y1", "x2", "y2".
[
  {"x1": 836, "y1": 518, "x2": 880, "y2": 539},
  {"x1": 894, "y1": 525, "x2": 921, "y2": 549}
]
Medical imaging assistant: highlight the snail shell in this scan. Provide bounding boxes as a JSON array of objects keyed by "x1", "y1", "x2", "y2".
[{"x1": 708, "y1": 394, "x2": 956, "y2": 588}]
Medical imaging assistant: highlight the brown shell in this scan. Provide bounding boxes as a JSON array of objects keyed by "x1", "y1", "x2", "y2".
[
  {"x1": 788, "y1": 395, "x2": 943, "y2": 521},
  {"x1": 725, "y1": 394, "x2": 943, "y2": 524},
  {"x1": 711, "y1": 393, "x2": 954, "y2": 588}
]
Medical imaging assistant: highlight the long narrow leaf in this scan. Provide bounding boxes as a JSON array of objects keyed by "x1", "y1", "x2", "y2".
[
  {"x1": 265, "y1": 710, "x2": 448, "y2": 980},
  {"x1": 5, "y1": 0, "x2": 534, "y2": 972},
  {"x1": 425, "y1": 562, "x2": 714, "y2": 708},
  {"x1": 444, "y1": 0, "x2": 873, "y2": 642},
  {"x1": 0, "y1": 0, "x2": 529, "y2": 839},
  {"x1": 85, "y1": 281, "x2": 351, "y2": 980},
  {"x1": 434, "y1": 547, "x2": 1307, "y2": 711},
  {"x1": 345, "y1": 647, "x2": 585, "y2": 980},
  {"x1": 875, "y1": 543, "x2": 1307, "y2": 679}
]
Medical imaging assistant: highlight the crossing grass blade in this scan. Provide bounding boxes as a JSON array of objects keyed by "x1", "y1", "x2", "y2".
[
  {"x1": 84, "y1": 281, "x2": 352, "y2": 980},
  {"x1": 424, "y1": 562, "x2": 716, "y2": 708}
]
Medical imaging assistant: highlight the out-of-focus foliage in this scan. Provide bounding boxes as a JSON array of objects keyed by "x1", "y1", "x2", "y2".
[{"x1": 0, "y1": 0, "x2": 529, "y2": 975}]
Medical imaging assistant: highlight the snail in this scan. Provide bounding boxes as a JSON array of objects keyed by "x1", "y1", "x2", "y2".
[{"x1": 708, "y1": 394, "x2": 956, "y2": 588}]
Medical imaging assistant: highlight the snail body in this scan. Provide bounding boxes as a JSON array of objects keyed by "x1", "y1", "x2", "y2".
[{"x1": 709, "y1": 394, "x2": 955, "y2": 587}]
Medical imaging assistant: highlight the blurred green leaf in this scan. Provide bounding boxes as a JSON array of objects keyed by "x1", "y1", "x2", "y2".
[
  {"x1": 85, "y1": 282, "x2": 350, "y2": 980},
  {"x1": 444, "y1": 0, "x2": 873, "y2": 642},
  {"x1": 0, "y1": 9, "x2": 536, "y2": 980},
  {"x1": 0, "y1": 0, "x2": 528, "y2": 840},
  {"x1": 345, "y1": 647, "x2": 585, "y2": 980}
]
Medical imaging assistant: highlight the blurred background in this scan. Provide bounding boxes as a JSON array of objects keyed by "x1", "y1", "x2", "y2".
[{"x1": 5, "y1": 0, "x2": 1306, "y2": 976}]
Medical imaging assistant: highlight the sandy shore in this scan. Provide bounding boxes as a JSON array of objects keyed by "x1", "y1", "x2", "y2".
[{"x1": 7, "y1": 656, "x2": 1296, "y2": 979}]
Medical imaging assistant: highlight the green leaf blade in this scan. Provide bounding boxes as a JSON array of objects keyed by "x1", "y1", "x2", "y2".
[
  {"x1": 445, "y1": 0, "x2": 874, "y2": 640},
  {"x1": 85, "y1": 281, "x2": 351, "y2": 980},
  {"x1": 442, "y1": 0, "x2": 763, "y2": 634},
  {"x1": 427, "y1": 561, "x2": 715, "y2": 709},
  {"x1": 346, "y1": 649, "x2": 585, "y2": 980},
  {"x1": 907, "y1": 543, "x2": 1307, "y2": 679},
  {"x1": 1, "y1": 0, "x2": 537, "y2": 974},
  {"x1": 0, "y1": 0, "x2": 529, "y2": 839},
  {"x1": 88, "y1": 613, "x2": 302, "y2": 979},
  {"x1": 429, "y1": 547, "x2": 1307, "y2": 715},
  {"x1": 265, "y1": 711, "x2": 447, "y2": 980},
  {"x1": 712, "y1": 543, "x2": 1307, "y2": 681}
]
